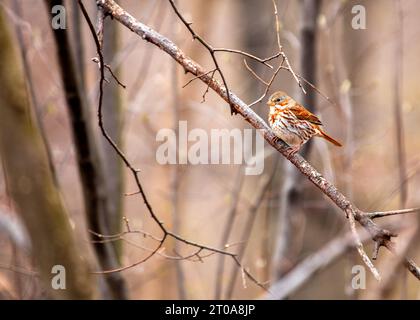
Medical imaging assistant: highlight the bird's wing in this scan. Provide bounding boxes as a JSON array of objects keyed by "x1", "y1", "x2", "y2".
[{"x1": 289, "y1": 104, "x2": 323, "y2": 125}]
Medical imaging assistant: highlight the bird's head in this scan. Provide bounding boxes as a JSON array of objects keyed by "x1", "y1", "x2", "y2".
[{"x1": 267, "y1": 91, "x2": 288, "y2": 107}]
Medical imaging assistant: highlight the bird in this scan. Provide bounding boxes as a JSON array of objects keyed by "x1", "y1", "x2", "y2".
[{"x1": 267, "y1": 90, "x2": 342, "y2": 155}]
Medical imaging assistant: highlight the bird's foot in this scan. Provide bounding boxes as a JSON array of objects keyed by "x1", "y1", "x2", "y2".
[
  {"x1": 286, "y1": 145, "x2": 301, "y2": 157},
  {"x1": 271, "y1": 136, "x2": 281, "y2": 145}
]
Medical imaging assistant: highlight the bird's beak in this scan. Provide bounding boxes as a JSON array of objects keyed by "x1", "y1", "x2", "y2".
[{"x1": 267, "y1": 101, "x2": 273, "y2": 106}]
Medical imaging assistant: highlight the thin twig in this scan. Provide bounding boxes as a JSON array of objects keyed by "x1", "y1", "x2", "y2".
[
  {"x1": 348, "y1": 209, "x2": 381, "y2": 281},
  {"x1": 244, "y1": 59, "x2": 269, "y2": 86},
  {"x1": 88, "y1": 228, "x2": 162, "y2": 243},
  {"x1": 247, "y1": 60, "x2": 284, "y2": 108},
  {"x1": 213, "y1": 48, "x2": 280, "y2": 69},
  {"x1": 244, "y1": 61, "x2": 334, "y2": 105},
  {"x1": 92, "y1": 57, "x2": 126, "y2": 88},
  {"x1": 167, "y1": 0, "x2": 235, "y2": 114},
  {"x1": 182, "y1": 68, "x2": 217, "y2": 88},
  {"x1": 272, "y1": 0, "x2": 306, "y2": 94},
  {"x1": 105, "y1": 63, "x2": 126, "y2": 88},
  {"x1": 245, "y1": 0, "x2": 310, "y2": 109},
  {"x1": 201, "y1": 70, "x2": 216, "y2": 103},
  {"x1": 366, "y1": 207, "x2": 420, "y2": 220}
]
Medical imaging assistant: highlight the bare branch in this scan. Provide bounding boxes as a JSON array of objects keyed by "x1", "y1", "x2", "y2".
[
  {"x1": 271, "y1": 0, "x2": 306, "y2": 94},
  {"x1": 182, "y1": 68, "x2": 217, "y2": 88},
  {"x1": 92, "y1": 57, "x2": 126, "y2": 88},
  {"x1": 366, "y1": 207, "x2": 420, "y2": 220},
  {"x1": 247, "y1": 61, "x2": 284, "y2": 108},
  {"x1": 244, "y1": 61, "x2": 335, "y2": 105},
  {"x1": 104, "y1": 63, "x2": 126, "y2": 88},
  {"x1": 348, "y1": 209, "x2": 381, "y2": 280},
  {"x1": 244, "y1": 59, "x2": 269, "y2": 86},
  {"x1": 167, "y1": 0, "x2": 235, "y2": 114},
  {"x1": 213, "y1": 48, "x2": 280, "y2": 68}
]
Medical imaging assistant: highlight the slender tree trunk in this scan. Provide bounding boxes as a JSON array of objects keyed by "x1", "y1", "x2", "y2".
[
  {"x1": 46, "y1": 0, "x2": 127, "y2": 299},
  {"x1": 102, "y1": 14, "x2": 125, "y2": 261},
  {"x1": 71, "y1": 0, "x2": 86, "y2": 88},
  {"x1": 0, "y1": 6, "x2": 96, "y2": 299}
]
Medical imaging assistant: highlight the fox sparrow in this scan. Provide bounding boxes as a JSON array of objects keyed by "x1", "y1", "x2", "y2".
[{"x1": 267, "y1": 90, "x2": 342, "y2": 155}]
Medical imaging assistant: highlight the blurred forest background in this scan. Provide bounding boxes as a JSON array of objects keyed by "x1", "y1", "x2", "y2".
[{"x1": 0, "y1": 0, "x2": 419, "y2": 299}]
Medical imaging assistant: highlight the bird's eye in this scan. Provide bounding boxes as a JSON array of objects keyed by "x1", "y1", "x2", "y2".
[{"x1": 275, "y1": 98, "x2": 281, "y2": 102}]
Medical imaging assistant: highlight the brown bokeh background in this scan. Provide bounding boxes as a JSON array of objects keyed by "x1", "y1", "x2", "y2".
[{"x1": 0, "y1": 0, "x2": 419, "y2": 299}]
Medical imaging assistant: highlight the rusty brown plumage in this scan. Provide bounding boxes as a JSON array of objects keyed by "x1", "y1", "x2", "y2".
[{"x1": 267, "y1": 90, "x2": 342, "y2": 155}]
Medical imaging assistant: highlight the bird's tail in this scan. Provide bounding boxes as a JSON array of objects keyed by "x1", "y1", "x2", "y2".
[{"x1": 319, "y1": 130, "x2": 342, "y2": 147}]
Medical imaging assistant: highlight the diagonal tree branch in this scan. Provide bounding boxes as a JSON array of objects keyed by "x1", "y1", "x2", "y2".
[{"x1": 96, "y1": 0, "x2": 420, "y2": 281}]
